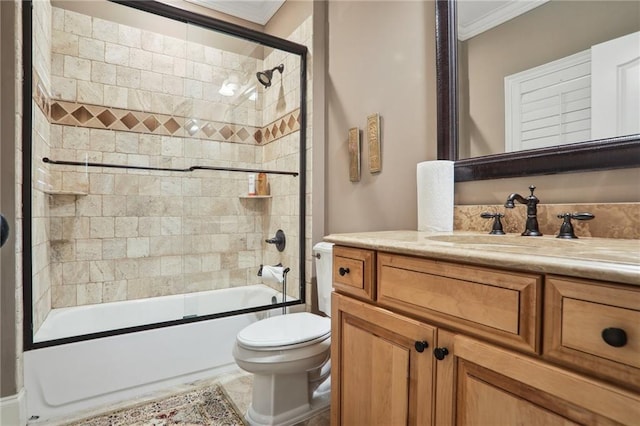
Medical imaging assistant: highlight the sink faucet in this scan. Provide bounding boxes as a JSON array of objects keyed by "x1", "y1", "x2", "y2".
[{"x1": 504, "y1": 185, "x2": 542, "y2": 236}]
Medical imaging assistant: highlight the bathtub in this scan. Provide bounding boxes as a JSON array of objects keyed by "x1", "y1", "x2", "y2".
[{"x1": 24, "y1": 285, "x2": 290, "y2": 423}]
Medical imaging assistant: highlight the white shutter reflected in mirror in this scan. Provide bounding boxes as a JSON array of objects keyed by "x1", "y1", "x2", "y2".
[{"x1": 505, "y1": 50, "x2": 591, "y2": 152}]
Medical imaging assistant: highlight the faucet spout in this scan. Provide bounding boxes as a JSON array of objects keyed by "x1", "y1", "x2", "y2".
[
  {"x1": 504, "y1": 185, "x2": 542, "y2": 236},
  {"x1": 504, "y1": 193, "x2": 527, "y2": 208}
]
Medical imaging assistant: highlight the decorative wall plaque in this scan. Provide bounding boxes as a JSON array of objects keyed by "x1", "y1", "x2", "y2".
[
  {"x1": 367, "y1": 113, "x2": 381, "y2": 173},
  {"x1": 348, "y1": 127, "x2": 361, "y2": 182}
]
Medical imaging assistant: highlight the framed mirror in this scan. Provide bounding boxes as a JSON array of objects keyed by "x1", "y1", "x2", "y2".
[{"x1": 436, "y1": 0, "x2": 640, "y2": 182}]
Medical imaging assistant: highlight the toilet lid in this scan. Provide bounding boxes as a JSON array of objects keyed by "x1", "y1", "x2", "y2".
[{"x1": 237, "y1": 312, "x2": 331, "y2": 349}]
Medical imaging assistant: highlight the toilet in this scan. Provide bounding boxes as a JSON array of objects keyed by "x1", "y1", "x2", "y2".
[{"x1": 232, "y1": 242, "x2": 334, "y2": 426}]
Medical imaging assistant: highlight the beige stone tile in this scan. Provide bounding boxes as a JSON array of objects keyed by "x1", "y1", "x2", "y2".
[
  {"x1": 162, "y1": 36, "x2": 185, "y2": 58},
  {"x1": 161, "y1": 217, "x2": 182, "y2": 236},
  {"x1": 77, "y1": 80, "x2": 104, "y2": 104},
  {"x1": 141, "y1": 30, "x2": 164, "y2": 53},
  {"x1": 62, "y1": 125, "x2": 90, "y2": 150},
  {"x1": 186, "y1": 42, "x2": 204, "y2": 62},
  {"x1": 78, "y1": 37, "x2": 105, "y2": 61},
  {"x1": 151, "y1": 92, "x2": 173, "y2": 115},
  {"x1": 184, "y1": 79, "x2": 203, "y2": 99},
  {"x1": 92, "y1": 17, "x2": 119, "y2": 43},
  {"x1": 63, "y1": 261, "x2": 90, "y2": 284},
  {"x1": 90, "y1": 128, "x2": 116, "y2": 152},
  {"x1": 51, "y1": 240, "x2": 75, "y2": 262},
  {"x1": 77, "y1": 282, "x2": 103, "y2": 305},
  {"x1": 116, "y1": 66, "x2": 141, "y2": 89},
  {"x1": 102, "y1": 238, "x2": 127, "y2": 260},
  {"x1": 52, "y1": 30, "x2": 78, "y2": 55},
  {"x1": 104, "y1": 85, "x2": 128, "y2": 108},
  {"x1": 161, "y1": 255, "x2": 183, "y2": 276},
  {"x1": 52, "y1": 7, "x2": 65, "y2": 31},
  {"x1": 192, "y1": 62, "x2": 212, "y2": 83},
  {"x1": 103, "y1": 280, "x2": 128, "y2": 302},
  {"x1": 127, "y1": 89, "x2": 152, "y2": 112},
  {"x1": 52, "y1": 285, "x2": 77, "y2": 308},
  {"x1": 139, "y1": 217, "x2": 161, "y2": 236},
  {"x1": 115, "y1": 258, "x2": 140, "y2": 280},
  {"x1": 138, "y1": 257, "x2": 162, "y2": 278},
  {"x1": 152, "y1": 53, "x2": 174, "y2": 75},
  {"x1": 173, "y1": 57, "x2": 187, "y2": 77},
  {"x1": 62, "y1": 216, "x2": 90, "y2": 239},
  {"x1": 49, "y1": 195, "x2": 76, "y2": 217},
  {"x1": 183, "y1": 255, "x2": 202, "y2": 274},
  {"x1": 118, "y1": 25, "x2": 141, "y2": 48},
  {"x1": 90, "y1": 260, "x2": 115, "y2": 282},
  {"x1": 103, "y1": 195, "x2": 128, "y2": 217},
  {"x1": 149, "y1": 235, "x2": 183, "y2": 256},
  {"x1": 91, "y1": 61, "x2": 116, "y2": 85},
  {"x1": 203, "y1": 46, "x2": 222, "y2": 67},
  {"x1": 51, "y1": 75, "x2": 77, "y2": 100},
  {"x1": 138, "y1": 176, "x2": 161, "y2": 195},
  {"x1": 76, "y1": 239, "x2": 103, "y2": 261},
  {"x1": 115, "y1": 217, "x2": 139, "y2": 237},
  {"x1": 63, "y1": 55, "x2": 91, "y2": 81},
  {"x1": 138, "y1": 134, "x2": 162, "y2": 155},
  {"x1": 160, "y1": 176, "x2": 182, "y2": 195},
  {"x1": 129, "y1": 48, "x2": 153, "y2": 71},
  {"x1": 64, "y1": 10, "x2": 92, "y2": 37},
  {"x1": 115, "y1": 174, "x2": 140, "y2": 195},
  {"x1": 105, "y1": 42, "x2": 129, "y2": 66},
  {"x1": 89, "y1": 174, "x2": 114, "y2": 195},
  {"x1": 90, "y1": 217, "x2": 115, "y2": 239},
  {"x1": 162, "y1": 75, "x2": 184, "y2": 96},
  {"x1": 127, "y1": 237, "x2": 150, "y2": 258},
  {"x1": 115, "y1": 132, "x2": 139, "y2": 154}
]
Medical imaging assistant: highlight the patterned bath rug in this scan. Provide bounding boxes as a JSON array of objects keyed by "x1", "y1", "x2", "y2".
[{"x1": 66, "y1": 384, "x2": 245, "y2": 426}]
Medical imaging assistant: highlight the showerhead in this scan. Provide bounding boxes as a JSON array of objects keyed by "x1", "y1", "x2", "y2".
[{"x1": 256, "y1": 64, "x2": 284, "y2": 88}]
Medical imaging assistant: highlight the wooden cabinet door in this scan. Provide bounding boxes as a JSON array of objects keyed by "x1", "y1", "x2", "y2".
[
  {"x1": 331, "y1": 293, "x2": 436, "y2": 426},
  {"x1": 449, "y1": 335, "x2": 640, "y2": 425}
]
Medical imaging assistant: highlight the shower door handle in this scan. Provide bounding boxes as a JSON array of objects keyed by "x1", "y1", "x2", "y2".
[{"x1": 0, "y1": 214, "x2": 9, "y2": 248}]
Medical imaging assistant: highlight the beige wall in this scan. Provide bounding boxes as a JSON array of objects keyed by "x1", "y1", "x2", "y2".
[{"x1": 326, "y1": 0, "x2": 436, "y2": 233}]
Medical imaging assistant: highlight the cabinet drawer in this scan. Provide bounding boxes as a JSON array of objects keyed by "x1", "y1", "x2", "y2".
[
  {"x1": 377, "y1": 252, "x2": 542, "y2": 353},
  {"x1": 544, "y1": 276, "x2": 640, "y2": 391},
  {"x1": 333, "y1": 246, "x2": 375, "y2": 301}
]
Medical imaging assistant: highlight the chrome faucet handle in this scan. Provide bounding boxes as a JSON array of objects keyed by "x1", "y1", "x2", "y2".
[
  {"x1": 480, "y1": 212, "x2": 505, "y2": 235},
  {"x1": 556, "y1": 212, "x2": 595, "y2": 239}
]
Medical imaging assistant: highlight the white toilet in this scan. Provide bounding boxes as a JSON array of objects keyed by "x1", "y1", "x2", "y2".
[{"x1": 232, "y1": 242, "x2": 334, "y2": 426}]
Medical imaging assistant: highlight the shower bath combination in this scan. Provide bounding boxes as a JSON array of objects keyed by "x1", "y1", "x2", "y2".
[{"x1": 256, "y1": 64, "x2": 284, "y2": 88}]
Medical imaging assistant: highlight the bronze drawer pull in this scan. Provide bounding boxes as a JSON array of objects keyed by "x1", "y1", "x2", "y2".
[
  {"x1": 339, "y1": 267, "x2": 350, "y2": 276},
  {"x1": 601, "y1": 328, "x2": 627, "y2": 348}
]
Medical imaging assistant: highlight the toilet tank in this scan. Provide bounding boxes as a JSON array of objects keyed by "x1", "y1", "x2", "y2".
[{"x1": 313, "y1": 242, "x2": 334, "y2": 316}]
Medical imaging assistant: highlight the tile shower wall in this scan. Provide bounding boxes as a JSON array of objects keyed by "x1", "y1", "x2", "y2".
[
  {"x1": 30, "y1": 4, "x2": 310, "y2": 328},
  {"x1": 32, "y1": 0, "x2": 53, "y2": 333}
]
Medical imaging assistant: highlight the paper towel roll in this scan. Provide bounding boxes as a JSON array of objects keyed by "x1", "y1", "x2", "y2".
[
  {"x1": 261, "y1": 265, "x2": 285, "y2": 284},
  {"x1": 417, "y1": 160, "x2": 454, "y2": 232}
]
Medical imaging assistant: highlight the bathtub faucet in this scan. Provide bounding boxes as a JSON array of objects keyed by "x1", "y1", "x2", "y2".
[{"x1": 504, "y1": 185, "x2": 542, "y2": 236}]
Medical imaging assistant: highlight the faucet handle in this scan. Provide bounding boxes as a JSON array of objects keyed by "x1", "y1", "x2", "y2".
[
  {"x1": 556, "y1": 212, "x2": 595, "y2": 239},
  {"x1": 480, "y1": 212, "x2": 505, "y2": 235}
]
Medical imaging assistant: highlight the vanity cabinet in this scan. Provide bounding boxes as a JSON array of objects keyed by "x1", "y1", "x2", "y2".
[{"x1": 330, "y1": 245, "x2": 640, "y2": 426}]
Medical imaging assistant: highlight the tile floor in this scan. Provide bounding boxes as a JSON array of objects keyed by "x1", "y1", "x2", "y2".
[{"x1": 42, "y1": 367, "x2": 330, "y2": 426}]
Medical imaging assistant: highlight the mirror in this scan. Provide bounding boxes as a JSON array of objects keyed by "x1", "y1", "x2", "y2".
[{"x1": 436, "y1": 0, "x2": 640, "y2": 181}]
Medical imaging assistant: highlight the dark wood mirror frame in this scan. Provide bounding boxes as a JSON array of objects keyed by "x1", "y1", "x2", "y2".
[{"x1": 435, "y1": 0, "x2": 640, "y2": 182}]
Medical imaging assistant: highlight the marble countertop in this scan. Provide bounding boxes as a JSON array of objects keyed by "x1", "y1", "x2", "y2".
[{"x1": 323, "y1": 231, "x2": 640, "y2": 286}]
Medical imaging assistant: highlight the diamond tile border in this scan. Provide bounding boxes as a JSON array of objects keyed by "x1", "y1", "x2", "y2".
[{"x1": 34, "y1": 70, "x2": 300, "y2": 146}]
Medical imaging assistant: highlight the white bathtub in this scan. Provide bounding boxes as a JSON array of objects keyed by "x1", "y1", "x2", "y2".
[{"x1": 25, "y1": 285, "x2": 290, "y2": 423}]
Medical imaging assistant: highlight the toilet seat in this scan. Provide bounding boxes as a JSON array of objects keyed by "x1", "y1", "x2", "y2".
[{"x1": 237, "y1": 312, "x2": 330, "y2": 351}]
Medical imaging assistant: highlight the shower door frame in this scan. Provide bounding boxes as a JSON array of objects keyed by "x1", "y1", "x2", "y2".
[{"x1": 23, "y1": 0, "x2": 308, "y2": 350}]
